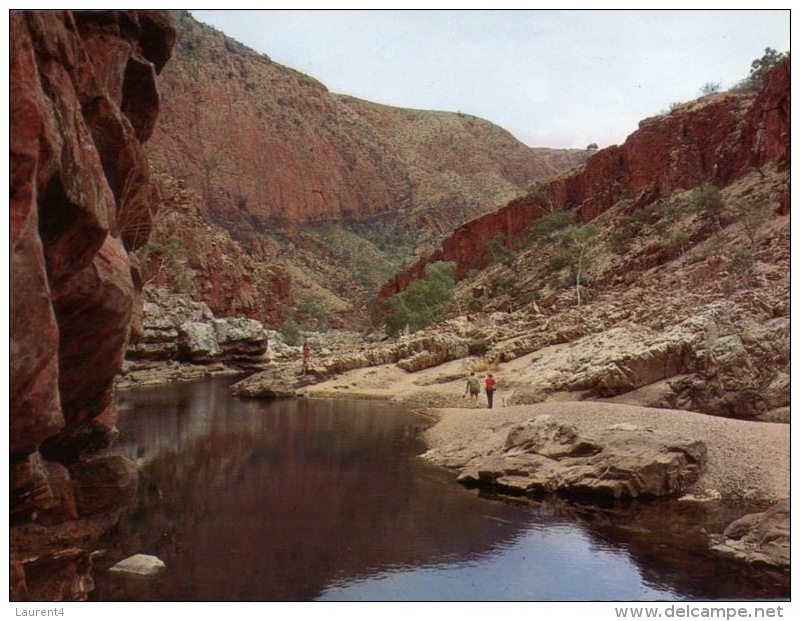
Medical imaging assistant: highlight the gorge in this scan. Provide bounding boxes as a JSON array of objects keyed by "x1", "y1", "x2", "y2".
[{"x1": 8, "y1": 9, "x2": 790, "y2": 602}]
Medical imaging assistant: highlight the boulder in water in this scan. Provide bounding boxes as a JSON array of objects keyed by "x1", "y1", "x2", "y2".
[{"x1": 109, "y1": 554, "x2": 166, "y2": 578}]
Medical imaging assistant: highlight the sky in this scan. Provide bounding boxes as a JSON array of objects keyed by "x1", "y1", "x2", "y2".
[{"x1": 190, "y1": 8, "x2": 790, "y2": 150}]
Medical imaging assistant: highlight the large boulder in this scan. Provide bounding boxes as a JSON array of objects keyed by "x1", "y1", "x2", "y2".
[
  {"x1": 230, "y1": 366, "x2": 307, "y2": 399},
  {"x1": 109, "y1": 554, "x2": 166, "y2": 578},
  {"x1": 427, "y1": 414, "x2": 706, "y2": 501},
  {"x1": 126, "y1": 286, "x2": 269, "y2": 367},
  {"x1": 709, "y1": 498, "x2": 790, "y2": 568}
]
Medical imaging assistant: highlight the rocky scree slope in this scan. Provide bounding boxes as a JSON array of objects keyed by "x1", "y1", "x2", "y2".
[
  {"x1": 348, "y1": 60, "x2": 791, "y2": 422},
  {"x1": 379, "y1": 57, "x2": 789, "y2": 293}
]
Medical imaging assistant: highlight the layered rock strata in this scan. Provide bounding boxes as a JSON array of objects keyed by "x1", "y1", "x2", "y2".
[
  {"x1": 9, "y1": 10, "x2": 175, "y2": 600},
  {"x1": 121, "y1": 286, "x2": 270, "y2": 386},
  {"x1": 230, "y1": 332, "x2": 471, "y2": 399}
]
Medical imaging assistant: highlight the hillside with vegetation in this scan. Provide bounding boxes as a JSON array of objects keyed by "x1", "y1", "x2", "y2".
[
  {"x1": 137, "y1": 44, "x2": 790, "y2": 427},
  {"x1": 141, "y1": 10, "x2": 589, "y2": 329},
  {"x1": 255, "y1": 53, "x2": 790, "y2": 425}
]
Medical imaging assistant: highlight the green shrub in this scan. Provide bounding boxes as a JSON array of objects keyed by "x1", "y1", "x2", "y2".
[
  {"x1": 138, "y1": 235, "x2": 195, "y2": 293},
  {"x1": 526, "y1": 210, "x2": 575, "y2": 245},
  {"x1": 693, "y1": 183, "x2": 724, "y2": 226},
  {"x1": 736, "y1": 201, "x2": 773, "y2": 250},
  {"x1": 731, "y1": 248, "x2": 755, "y2": 275},
  {"x1": 486, "y1": 234, "x2": 515, "y2": 266},
  {"x1": 490, "y1": 273, "x2": 517, "y2": 296},
  {"x1": 384, "y1": 261, "x2": 456, "y2": 336},
  {"x1": 699, "y1": 81, "x2": 721, "y2": 96},
  {"x1": 660, "y1": 230, "x2": 690, "y2": 254},
  {"x1": 468, "y1": 339, "x2": 490, "y2": 356},
  {"x1": 295, "y1": 293, "x2": 330, "y2": 331},
  {"x1": 541, "y1": 223, "x2": 598, "y2": 306},
  {"x1": 611, "y1": 201, "x2": 685, "y2": 253},
  {"x1": 734, "y1": 47, "x2": 788, "y2": 91},
  {"x1": 610, "y1": 227, "x2": 635, "y2": 255},
  {"x1": 280, "y1": 316, "x2": 301, "y2": 346},
  {"x1": 524, "y1": 181, "x2": 552, "y2": 210},
  {"x1": 546, "y1": 252, "x2": 572, "y2": 273},
  {"x1": 467, "y1": 298, "x2": 484, "y2": 312}
]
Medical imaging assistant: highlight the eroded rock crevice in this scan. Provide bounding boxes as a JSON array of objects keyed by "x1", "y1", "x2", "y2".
[{"x1": 9, "y1": 10, "x2": 175, "y2": 601}]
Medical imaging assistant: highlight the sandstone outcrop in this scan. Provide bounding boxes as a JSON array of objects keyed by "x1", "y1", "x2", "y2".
[
  {"x1": 119, "y1": 286, "x2": 271, "y2": 387},
  {"x1": 493, "y1": 302, "x2": 790, "y2": 420},
  {"x1": 127, "y1": 286, "x2": 269, "y2": 366},
  {"x1": 9, "y1": 9, "x2": 174, "y2": 601},
  {"x1": 233, "y1": 284, "x2": 790, "y2": 422},
  {"x1": 230, "y1": 332, "x2": 471, "y2": 399},
  {"x1": 709, "y1": 498, "x2": 790, "y2": 569},
  {"x1": 423, "y1": 414, "x2": 706, "y2": 501}
]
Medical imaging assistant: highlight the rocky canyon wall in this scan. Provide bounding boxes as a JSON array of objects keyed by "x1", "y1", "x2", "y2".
[
  {"x1": 9, "y1": 10, "x2": 175, "y2": 600},
  {"x1": 138, "y1": 11, "x2": 587, "y2": 328},
  {"x1": 148, "y1": 12, "x2": 587, "y2": 237},
  {"x1": 379, "y1": 59, "x2": 790, "y2": 300}
]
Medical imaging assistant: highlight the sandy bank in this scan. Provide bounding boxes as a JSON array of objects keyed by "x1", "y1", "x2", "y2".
[
  {"x1": 425, "y1": 401, "x2": 791, "y2": 503},
  {"x1": 305, "y1": 362, "x2": 790, "y2": 503}
]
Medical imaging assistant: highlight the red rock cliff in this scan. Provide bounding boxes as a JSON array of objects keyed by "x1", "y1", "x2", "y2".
[
  {"x1": 379, "y1": 59, "x2": 790, "y2": 301},
  {"x1": 9, "y1": 10, "x2": 175, "y2": 600},
  {"x1": 138, "y1": 11, "x2": 587, "y2": 328},
  {"x1": 148, "y1": 12, "x2": 586, "y2": 233}
]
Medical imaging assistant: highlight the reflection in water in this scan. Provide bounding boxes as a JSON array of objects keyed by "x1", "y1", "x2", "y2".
[
  {"x1": 92, "y1": 377, "x2": 788, "y2": 601},
  {"x1": 319, "y1": 522, "x2": 671, "y2": 601}
]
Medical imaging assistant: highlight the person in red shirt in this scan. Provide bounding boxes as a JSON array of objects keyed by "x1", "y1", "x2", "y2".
[
  {"x1": 485, "y1": 374, "x2": 496, "y2": 409},
  {"x1": 302, "y1": 342, "x2": 310, "y2": 375}
]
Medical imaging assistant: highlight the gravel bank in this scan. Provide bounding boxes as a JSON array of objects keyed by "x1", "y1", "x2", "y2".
[
  {"x1": 305, "y1": 361, "x2": 790, "y2": 503},
  {"x1": 422, "y1": 401, "x2": 790, "y2": 503}
]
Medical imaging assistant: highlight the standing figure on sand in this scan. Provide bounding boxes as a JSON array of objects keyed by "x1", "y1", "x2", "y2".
[
  {"x1": 465, "y1": 372, "x2": 480, "y2": 402},
  {"x1": 465, "y1": 371, "x2": 497, "y2": 408},
  {"x1": 485, "y1": 373, "x2": 496, "y2": 409},
  {"x1": 302, "y1": 342, "x2": 310, "y2": 375}
]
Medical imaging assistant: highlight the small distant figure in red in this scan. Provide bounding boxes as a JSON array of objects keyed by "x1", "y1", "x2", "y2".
[
  {"x1": 485, "y1": 374, "x2": 496, "y2": 409},
  {"x1": 302, "y1": 342, "x2": 310, "y2": 375}
]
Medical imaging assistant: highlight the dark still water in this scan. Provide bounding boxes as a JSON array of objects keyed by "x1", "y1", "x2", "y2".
[{"x1": 92, "y1": 377, "x2": 788, "y2": 602}]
